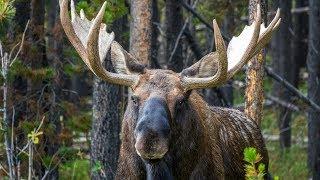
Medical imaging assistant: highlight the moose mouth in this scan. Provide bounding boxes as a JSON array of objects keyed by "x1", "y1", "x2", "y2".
[
  {"x1": 135, "y1": 144, "x2": 168, "y2": 163},
  {"x1": 138, "y1": 152, "x2": 167, "y2": 160}
]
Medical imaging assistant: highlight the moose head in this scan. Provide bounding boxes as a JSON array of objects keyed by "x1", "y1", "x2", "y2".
[{"x1": 60, "y1": 0, "x2": 280, "y2": 178}]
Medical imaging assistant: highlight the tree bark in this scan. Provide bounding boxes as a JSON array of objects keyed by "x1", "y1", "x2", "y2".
[
  {"x1": 13, "y1": 0, "x2": 30, "y2": 32},
  {"x1": 275, "y1": 0, "x2": 293, "y2": 149},
  {"x1": 307, "y1": 0, "x2": 320, "y2": 178},
  {"x1": 90, "y1": 17, "x2": 127, "y2": 180},
  {"x1": 150, "y1": 0, "x2": 161, "y2": 69},
  {"x1": 130, "y1": 0, "x2": 152, "y2": 65},
  {"x1": 165, "y1": 0, "x2": 184, "y2": 72},
  {"x1": 46, "y1": 0, "x2": 62, "y2": 178},
  {"x1": 244, "y1": 0, "x2": 268, "y2": 126},
  {"x1": 28, "y1": 0, "x2": 46, "y2": 67},
  {"x1": 27, "y1": 0, "x2": 46, "y2": 177},
  {"x1": 292, "y1": 0, "x2": 308, "y2": 86},
  {"x1": 27, "y1": 0, "x2": 46, "y2": 119}
]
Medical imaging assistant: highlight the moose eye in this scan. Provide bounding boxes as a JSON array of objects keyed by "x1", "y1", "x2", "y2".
[
  {"x1": 175, "y1": 91, "x2": 191, "y2": 111},
  {"x1": 131, "y1": 95, "x2": 140, "y2": 105},
  {"x1": 175, "y1": 96, "x2": 185, "y2": 108}
]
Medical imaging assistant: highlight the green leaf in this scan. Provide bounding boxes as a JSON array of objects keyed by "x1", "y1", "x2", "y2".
[
  {"x1": 244, "y1": 147, "x2": 257, "y2": 163},
  {"x1": 28, "y1": 131, "x2": 43, "y2": 144},
  {"x1": 0, "y1": 0, "x2": 16, "y2": 23},
  {"x1": 258, "y1": 163, "x2": 265, "y2": 174},
  {"x1": 92, "y1": 161, "x2": 103, "y2": 173}
]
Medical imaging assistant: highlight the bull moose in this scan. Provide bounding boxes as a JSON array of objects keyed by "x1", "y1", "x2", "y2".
[{"x1": 59, "y1": 0, "x2": 281, "y2": 179}]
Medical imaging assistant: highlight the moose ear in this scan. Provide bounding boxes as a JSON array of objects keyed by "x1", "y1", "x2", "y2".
[
  {"x1": 110, "y1": 41, "x2": 146, "y2": 74},
  {"x1": 181, "y1": 52, "x2": 219, "y2": 78}
]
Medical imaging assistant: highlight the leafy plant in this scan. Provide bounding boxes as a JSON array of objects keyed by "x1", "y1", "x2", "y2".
[
  {"x1": 0, "y1": 0, "x2": 15, "y2": 22},
  {"x1": 0, "y1": 0, "x2": 15, "y2": 34},
  {"x1": 28, "y1": 130, "x2": 43, "y2": 144},
  {"x1": 92, "y1": 160, "x2": 103, "y2": 173},
  {"x1": 243, "y1": 147, "x2": 266, "y2": 180}
]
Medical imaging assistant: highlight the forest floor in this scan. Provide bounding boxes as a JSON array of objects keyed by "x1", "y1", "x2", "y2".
[{"x1": 263, "y1": 109, "x2": 308, "y2": 179}]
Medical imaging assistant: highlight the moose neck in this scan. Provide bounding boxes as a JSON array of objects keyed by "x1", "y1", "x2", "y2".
[
  {"x1": 170, "y1": 91, "x2": 207, "y2": 177},
  {"x1": 144, "y1": 159, "x2": 173, "y2": 180}
]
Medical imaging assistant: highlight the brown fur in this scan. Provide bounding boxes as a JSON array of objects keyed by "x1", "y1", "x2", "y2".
[{"x1": 116, "y1": 69, "x2": 268, "y2": 179}]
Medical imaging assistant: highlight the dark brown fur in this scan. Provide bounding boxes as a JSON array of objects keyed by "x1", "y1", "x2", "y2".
[{"x1": 116, "y1": 69, "x2": 268, "y2": 180}]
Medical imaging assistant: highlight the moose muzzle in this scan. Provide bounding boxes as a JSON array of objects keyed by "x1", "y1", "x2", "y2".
[{"x1": 134, "y1": 97, "x2": 170, "y2": 160}]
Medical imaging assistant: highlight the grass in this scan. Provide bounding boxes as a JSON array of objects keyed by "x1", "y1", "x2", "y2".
[
  {"x1": 262, "y1": 110, "x2": 309, "y2": 179},
  {"x1": 59, "y1": 159, "x2": 90, "y2": 180},
  {"x1": 267, "y1": 142, "x2": 308, "y2": 179}
]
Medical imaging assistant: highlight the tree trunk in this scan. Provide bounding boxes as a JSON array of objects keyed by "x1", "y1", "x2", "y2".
[
  {"x1": 271, "y1": 0, "x2": 280, "y2": 110},
  {"x1": 27, "y1": 0, "x2": 46, "y2": 177},
  {"x1": 307, "y1": 0, "x2": 320, "y2": 178},
  {"x1": 292, "y1": 0, "x2": 308, "y2": 86},
  {"x1": 150, "y1": 0, "x2": 161, "y2": 69},
  {"x1": 130, "y1": 0, "x2": 152, "y2": 65},
  {"x1": 244, "y1": 0, "x2": 268, "y2": 126},
  {"x1": 46, "y1": 0, "x2": 62, "y2": 178},
  {"x1": 10, "y1": 1, "x2": 30, "y2": 178},
  {"x1": 28, "y1": 0, "x2": 46, "y2": 67},
  {"x1": 165, "y1": 0, "x2": 184, "y2": 72},
  {"x1": 90, "y1": 17, "x2": 128, "y2": 180},
  {"x1": 13, "y1": 0, "x2": 30, "y2": 32},
  {"x1": 276, "y1": 0, "x2": 293, "y2": 149}
]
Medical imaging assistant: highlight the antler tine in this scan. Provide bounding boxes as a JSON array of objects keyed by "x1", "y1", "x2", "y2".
[
  {"x1": 182, "y1": 20, "x2": 227, "y2": 90},
  {"x1": 70, "y1": 0, "x2": 76, "y2": 21},
  {"x1": 226, "y1": 3, "x2": 261, "y2": 80},
  {"x1": 79, "y1": 9, "x2": 87, "y2": 20},
  {"x1": 59, "y1": 0, "x2": 139, "y2": 87},
  {"x1": 86, "y1": 1, "x2": 107, "y2": 75},
  {"x1": 213, "y1": 19, "x2": 228, "y2": 81},
  {"x1": 181, "y1": 3, "x2": 274, "y2": 91},
  {"x1": 251, "y1": 8, "x2": 281, "y2": 57},
  {"x1": 60, "y1": 0, "x2": 87, "y2": 66}
]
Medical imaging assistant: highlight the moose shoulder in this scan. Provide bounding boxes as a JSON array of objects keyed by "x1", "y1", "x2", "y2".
[{"x1": 59, "y1": 0, "x2": 281, "y2": 179}]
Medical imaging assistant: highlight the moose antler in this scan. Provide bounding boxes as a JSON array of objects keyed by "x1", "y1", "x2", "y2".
[
  {"x1": 181, "y1": 4, "x2": 281, "y2": 90},
  {"x1": 180, "y1": 19, "x2": 228, "y2": 89},
  {"x1": 59, "y1": 0, "x2": 139, "y2": 86}
]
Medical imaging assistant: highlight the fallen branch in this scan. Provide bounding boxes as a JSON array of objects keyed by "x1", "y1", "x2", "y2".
[
  {"x1": 266, "y1": 94, "x2": 300, "y2": 112},
  {"x1": 291, "y1": 6, "x2": 309, "y2": 14},
  {"x1": 265, "y1": 66, "x2": 320, "y2": 112},
  {"x1": 263, "y1": 134, "x2": 308, "y2": 143}
]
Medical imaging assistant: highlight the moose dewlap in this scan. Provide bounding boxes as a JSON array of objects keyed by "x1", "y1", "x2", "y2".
[{"x1": 59, "y1": 0, "x2": 281, "y2": 179}]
